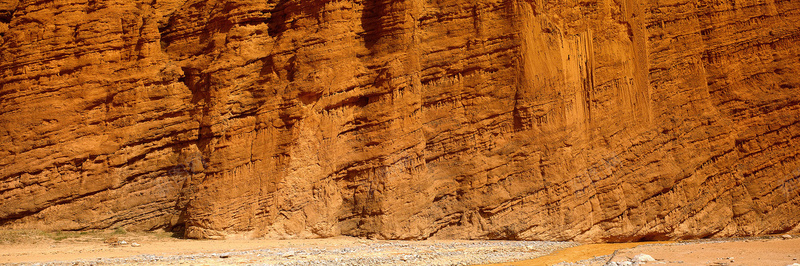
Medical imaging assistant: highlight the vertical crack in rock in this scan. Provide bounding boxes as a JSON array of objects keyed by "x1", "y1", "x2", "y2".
[
  {"x1": 620, "y1": 0, "x2": 651, "y2": 124},
  {"x1": 265, "y1": 0, "x2": 288, "y2": 38},
  {"x1": 579, "y1": 30, "x2": 595, "y2": 124},
  {"x1": 360, "y1": 0, "x2": 384, "y2": 50},
  {"x1": 0, "y1": 0, "x2": 17, "y2": 46},
  {"x1": 0, "y1": 9, "x2": 12, "y2": 23}
]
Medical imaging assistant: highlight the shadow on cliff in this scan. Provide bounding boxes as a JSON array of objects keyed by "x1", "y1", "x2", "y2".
[{"x1": 360, "y1": 0, "x2": 383, "y2": 51}]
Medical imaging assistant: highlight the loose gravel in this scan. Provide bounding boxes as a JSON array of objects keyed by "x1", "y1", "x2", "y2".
[{"x1": 8, "y1": 240, "x2": 578, "y2": 266}]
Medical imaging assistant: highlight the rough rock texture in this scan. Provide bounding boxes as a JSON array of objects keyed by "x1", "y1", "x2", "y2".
[{"x1": 1, "y1": 0, "x2": 799, "y2": 242}]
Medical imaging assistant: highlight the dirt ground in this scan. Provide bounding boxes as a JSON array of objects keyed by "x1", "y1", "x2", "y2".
[
  {"x1": 482, "y1": 242, "x2": 667, "y2": 266},
  {"x1": 0, "y1": 230, "x2": 574, "y2": 265},
  {"x1": 604, "y1": 237, "x2": 800, "y2": 266},
  {"x1": 492, "y1": 235, "x2": 800, "y2": 266},
  {"x1": 1, "y1": 230, "x2": 798, "y2": 265}
]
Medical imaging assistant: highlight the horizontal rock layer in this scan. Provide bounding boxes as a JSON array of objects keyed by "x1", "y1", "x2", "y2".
[{"x1": 1, "y1": 0, "x2": 799, "y2": 242}]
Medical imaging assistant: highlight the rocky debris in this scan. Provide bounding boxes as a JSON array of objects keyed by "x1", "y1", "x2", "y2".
[
  {"x1": 715, "y1": 257, "x2": 735, "y2": 264},
  {"x1": 633, "y1": 254, "x2": 656, "y2": 263},
  {"x1": 281, "y1": 251, "x2": 296, "y2": 258},
  {"x1": 3, "y1": 240, "x2": 576, "y2": 266},
  {"x1": 603, "y1": 253, "x2": 659, "y2": 266},
  {"x1": 557, "y1": 255, "x2": 613, "y2": 266},
  {"x1": 0, "y1": 0, "x2": 799, "y2": 242},
  {"x1": 104, "y1": 238, "x2": 133, "y2": 247},
  {"x1": 103, "y1": 238, "x2": 119, "y2": 246}
]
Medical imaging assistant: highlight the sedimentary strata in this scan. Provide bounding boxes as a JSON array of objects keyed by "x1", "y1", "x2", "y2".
[{"x1": 1, "y1": 0, "x2": 799, "y2": 241}]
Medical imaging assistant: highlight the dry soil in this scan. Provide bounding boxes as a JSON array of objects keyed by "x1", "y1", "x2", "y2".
[{"x1": 2, "y1": 231, "x2": 799, "y2": 265}]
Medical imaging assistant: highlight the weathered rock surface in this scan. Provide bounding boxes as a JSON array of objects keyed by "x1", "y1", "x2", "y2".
[{"x1": 1, "y1": 0, "x2": 799, "y2": 242}]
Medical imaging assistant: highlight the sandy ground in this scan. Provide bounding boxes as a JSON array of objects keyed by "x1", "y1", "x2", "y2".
[
  {"x1": 490, "y1": 235, "x2": 800, "y2": 266},
  {"x1": 0, "y1": 231, "x2": 574, "y2": 265},
  {"x1": 1, "y1": 231, "x2": 798, "y2": 265},
  {"x1": 482, "y1": 242, "x2": 667, "y2": 266},
  {"x1": 604, "y1": 237, "x2": 800, "y2": 266}
]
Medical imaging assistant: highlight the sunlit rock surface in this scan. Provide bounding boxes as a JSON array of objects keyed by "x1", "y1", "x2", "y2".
[{"x1": 1, "y1": 0, "x2": 799, "y2": 241}]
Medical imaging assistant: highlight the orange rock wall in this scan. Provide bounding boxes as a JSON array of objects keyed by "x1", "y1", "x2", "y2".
[{"x1": 1, "y1": 0, "x2": 799, "y2": 241}]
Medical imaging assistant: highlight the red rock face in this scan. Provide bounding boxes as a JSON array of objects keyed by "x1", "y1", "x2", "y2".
[{"x1": 1, "y1": 0, "x2": 799, "y2": 242}]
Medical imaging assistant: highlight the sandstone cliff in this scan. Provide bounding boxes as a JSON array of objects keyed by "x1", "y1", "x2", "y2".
[{"x1": 1, "y1": 0, "x2": 799, "y2": 242}]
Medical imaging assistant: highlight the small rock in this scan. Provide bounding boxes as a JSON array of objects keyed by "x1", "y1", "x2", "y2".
[
  {"x1": 118, "y1": 240, "x2": 128, "y2": 245},
  {"x1": 130, "y1": 243, "x2": 141, "y2": 247},
  {"x1": 219, "y1": 253, "x2": 230, "y2": 258},
  {"x1": 633, "y1": 254, "x2": 656, "y2": 263},
  {"x1": 786, "y1": 263, "x2": 800, "y2": 266},
  {"x1": 282, "y1": 251, "x2": 295, "y2": 258},
  {"x1": 782, "y1": 234, "x2": 792, "y2": 239}
]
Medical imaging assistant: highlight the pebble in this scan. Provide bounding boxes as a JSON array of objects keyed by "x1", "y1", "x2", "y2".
[
  {"x1": 606, "y1": 261, "x2": 633, "y2": 266},
  {"x1": 604, "y1": 253, "x2": 657, "y2": 266},
  {"x1": 282, "y1": 251, "x2": 295, "y2": 258},
  {"x1": 130, "y1": 243, "x2": 141, "y2": 247},
  {"x1": 782, "y1": 234, "x2": 792, "y2": 239},
  {"x1": 633, "y1": 253, "x2": 656, "y2": 262}
]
